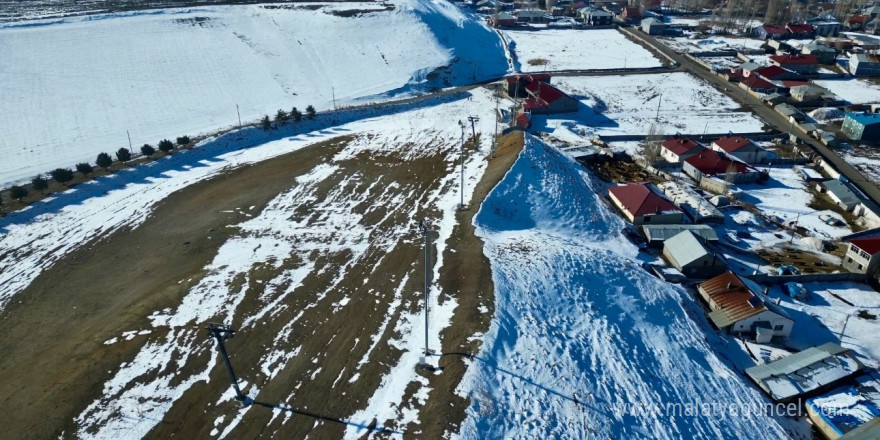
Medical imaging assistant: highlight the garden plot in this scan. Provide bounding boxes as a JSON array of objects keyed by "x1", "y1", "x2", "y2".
[
  {"x1": 843, "y1": 150, "x2": 880, "y2": 184},
  {"x1": 504, "y1": 28, "x2": 663, "y2": 71},
  {"x1": 814, "y1": 78, "x2": 880, "y2": 105},
  {"x1": 539, "y1": 72, "x2": 764, "y2": 137},
  {"x1": 658, "y1": 35, "x2": 765, "y2": 53},
  {"x1": 0, "y1": 0, "x2": 508, "y2": 186},
  {"x1": 736, "y1": 167, "x2": 852, "y2": 241}
]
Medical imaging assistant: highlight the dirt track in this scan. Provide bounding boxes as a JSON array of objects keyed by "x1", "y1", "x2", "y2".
[{"x1": 0, "y1": 126, "x2": 524, "y2": 439}]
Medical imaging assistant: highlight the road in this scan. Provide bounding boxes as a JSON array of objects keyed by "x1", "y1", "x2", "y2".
[{"x1": 618, "y1": 26, "x2": 880, "y2": 206}]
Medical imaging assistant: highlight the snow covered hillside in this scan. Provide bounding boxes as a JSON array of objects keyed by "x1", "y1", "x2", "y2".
[
  {"x1": 457, "y1": 136, "x2": 796, "y2": 439},
  {"x1": 0, "y1": 0, "x2": 507, "y2": 185}
]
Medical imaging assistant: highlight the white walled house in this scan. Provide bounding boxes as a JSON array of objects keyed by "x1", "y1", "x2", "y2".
[
  {"x1": 698, "y1": 272, "x2": 793, "y2": 343},
  {"x1": 660, "y1": 137, "x2": 705, "y2": 164},
  {"x1": 842, "y1": 236, "x2": 880, "y2": 274},
  {"x1": 710, "y1": 136, "x2": 768, "y2": 164},
  {"x1": 607, "y1": 183, "x2": 683, "y2": 225}
]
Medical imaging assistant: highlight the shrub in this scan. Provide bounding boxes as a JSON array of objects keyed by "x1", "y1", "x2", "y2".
[
  {"x1": 31, "y1": 175, "x2": 49, "y2": 194},
  {"x1": 275, "y1": 109, "x2": 289, "y2": 124},
  {"x1": 176, "y1": 136, "x2": 191, "y2": 147},
  {"x1": 158, "y1": 139, "x2": 174, "y2": 153},
  {"x1": 291, "y1": 107, "x2": 302, "y2": 122},
  {"x1": 141, "y1": 144, "x2": 155, "y2": 156},
  {"x1": 50, "y1": 168, "x2": 74, "y2": 185},
  {"x1": 76, "y1": 162, "x2": 94, "y2": 175},
  {"x1": 306, "y1": 105, "x2": 316, "y2": 119},
  {"x1": 116, "y1": 148, "x2": 132, "y2": 163},
  {"x1": 261, "y1": 115, "x2": 271, "y2": 130},
  {"x1": 96, "y1": 152, "x2": 113, "y2": 169},
  {"x1": 9, "y1": 185, "x2": 27, "y2": 201}
]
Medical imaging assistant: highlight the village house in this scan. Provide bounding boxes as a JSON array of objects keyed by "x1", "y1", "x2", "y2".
[
  {"x1": 698, "y1": 272, "x2": 794, "y2": 343},
  {"x1": 607, "y1": 183, "x2": 683, "y2": 225},
  {"x1": 578, "y1": 7, "x2": 613, "y2": 26},
  {"x1": 770, "y1": 54, "x2": 819, "y2": 74},
  {"x1": 659, "y1": 137, "x2": 705, "y2": 163},
  {"x1": 801, "y1": 42, "x2": 837, "y2": 65},
  {"x1": 842, "y1": 111, "x2": 880, "y2": 142},
  {"x1": 683, "y1": 149, "x2": 761, "y2": 184},
  {"x1": 657, "y1": 181, "x2": 725, "y2": 223},
  {"x1": 746, "y1": 343, "x2": 863, "y2": 402},
  {"x1": 753, "y1": 24, "x2": 789, "y2": 40},
  {"x1": 621, "y1": 6, "x2": 640, "y2": 22},
  {"x1": 516, "y1": 9, "x2": 547, "y2": 23},
  {"x1": 808, "y1": 16, "x2": 842, "y2": 37},
  {"x1": 749, "y1": 65, "x2": 805, "y2": 81},
  {"x1": 642, "y1": 224, "x2": 718, "y2": 248},
  {"x1": 521, "y1": 80, "x2": 579, "y2": 114},
  {"x1": 739, "y1": 73, "x2": 789, "y2": 95},
  {"x1": 845, "y1": 14, "x2": 870, "y2": 31},
  {"x1": 786, "y1": 23, "x2": 815, "y2": 38},
  {"x1": 790, "y1": 83, "x2": 836, "y2": 103},
  {"x1": 662, "y1": 230, "x2": 726, "y2": 279},
  {"x1": 641, "y1": 17, "x2": 666, "y2": 35},
  {"x1": 807, "y1": 376, "x2": 880, "y2": 440},
  {"x1": 842, "y1": 235, "x2": 880, "y2": 274},
  {"x1": 506, "y1": 73, "x2": 551, "y2": 98},
  {"x1": 490, "y1": 11, "x2": 517, "y2": 27},
  {"x1": 711, "y1": 135, "x2": 768, "y2": 164},
  {"x1": 776, "y1": 103, "x2": 808, "y2": 123},
  {"x1": 849, "y1": 53, "x2": 880, "y2": 77},
  {"x1": 817, "y1": 179, "x2": 860, "y2": 211}
]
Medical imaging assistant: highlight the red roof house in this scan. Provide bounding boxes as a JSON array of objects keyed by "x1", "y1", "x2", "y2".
[
  {"x1": 682, "y1": 150, "x2": 762, "y2": 184},
  {"x1": 521, "y1": 80, "x2": 579, "y2": 114},
  {"x1": 753, "y1": 65, "x2": 805, "y2": 81},
  {"x1": 607, "y1": 183, "x2": 683, "y2": 225},
  {"x1": 844, "y1": 236, "x2": 880, "y2": 273},
  {"x1": 515, "y1": 112, "x2": 531, "y2": 129},
  {"x1": 740, "y1": 73, "x2": 788, "y2": 94},
  {"x1": 786, "y1": 23, "x2": 815, "y2": 37},
  {"x1": 660, "y1": 137, "x2": 706, "y2": 163},
  {"x1": 711, "y1": 136, "x2": 768, "y2": 164},
  {"x1": 769, "y1": 54, "x2": 818, "y2": 74}
]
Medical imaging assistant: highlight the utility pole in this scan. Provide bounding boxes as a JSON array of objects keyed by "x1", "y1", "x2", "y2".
[
  {"x1": 206, "y1": 323, "x2": 246, "y2": 403},
  {"x1": 458, "y1": 120, "x2": 467, "y2": 210},
  {"x1": 236, "y1": 104, "x2": 242, "y2": 128},
  {"x1": 654, "y1": 93, "x2": 663, "y2": 123},
  {"x1": 467, "y1": 116, "x2": 480, "y2": 150},
  {"x1": 126, "y1": 130, "x2": 133, "y2": 155},
  {"x1": 332, "y1": 86, "x2": 337, "y2": 110},
  {"x1": 418, "y1": 220, "x2": 431, "y2": 360},
  {"x1": 492, "y1": 95, "x2": 499, "y2": 157}
]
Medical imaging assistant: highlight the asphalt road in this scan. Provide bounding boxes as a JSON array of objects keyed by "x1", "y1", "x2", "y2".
[{"x1": 619, "y1": 26, "x2": 880, "y2": 207}]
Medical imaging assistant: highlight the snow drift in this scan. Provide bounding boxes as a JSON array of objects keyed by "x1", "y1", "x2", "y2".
[
  {"x1": 457, "y1": 135, "x2": 794, "y2": 439},
  {"x1": 0, "y1": 0, "x2": 507, "y2": 185}
]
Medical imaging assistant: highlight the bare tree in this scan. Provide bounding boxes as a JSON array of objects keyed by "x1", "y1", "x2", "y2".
[{"x1": 642, "y1": 123, "x2": 665, "y2": 166}]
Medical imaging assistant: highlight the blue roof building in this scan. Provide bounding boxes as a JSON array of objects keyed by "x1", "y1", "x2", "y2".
[{"x1": 842, "y1": 112, "x2": 880, "y2": 142}]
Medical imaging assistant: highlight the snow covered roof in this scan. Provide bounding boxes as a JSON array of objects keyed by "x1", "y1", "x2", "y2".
[
  {"x1": 746, "y1": 343, "x2": 863, "y2": 401},
  {"x1": 823, "y1": 179, "x2": 860, "y2": 207},
  {"x1": 807, "y1": 383, "x2": 880, "y2": 436},
  {"x1": 663, "y1": 230, "x2": 712, "y2": 267},
  {"x1": 608, "y1": 183, "x2": 681, "y2": 218},
  {"x1": 642, "y1": 224, "x2": 718, "y2": 243},
  {"x1": 656, "y1": 181, "x2": 724, "y2": 222}
]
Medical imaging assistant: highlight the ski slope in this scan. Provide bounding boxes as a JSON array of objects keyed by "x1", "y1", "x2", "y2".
[
  {"x1": 0, "y1": 0, "x2": 508, "y2": 185},
  {"x1": 457, "y1": 136, "x2": 795, "y2": 439}
]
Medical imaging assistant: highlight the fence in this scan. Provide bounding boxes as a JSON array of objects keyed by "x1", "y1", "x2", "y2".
[{"x1": 746, "y1": 272, "x2": 867, "y2": 284}]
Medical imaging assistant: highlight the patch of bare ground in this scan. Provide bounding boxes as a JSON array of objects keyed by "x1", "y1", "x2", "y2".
[
  {"x1": 0, "y1": 136, "x2": 350, "y2": 440},
  {"x1": 582, "y1": 154, "x2": 663, "y2": 184}
]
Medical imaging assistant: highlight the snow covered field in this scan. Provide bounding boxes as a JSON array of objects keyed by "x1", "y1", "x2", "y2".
[
  {"x1": 0, "y1": 0, "x2": 508, "y2": 186},
  {"x1": 814, "y1": 78, "x2": 880, "y2": 105},
  {"x1": 457, "y1": 135, "x2": 795, "y2": 439},
  {"x1": 771, "y1": 282, "x2": 880, "y2": 369},
  {"x1": 535, "y1": 73, "x2": 764, "y2": 138},
  {"x1": 504, "y1": 28, "x2": 663, "y2": 72}
]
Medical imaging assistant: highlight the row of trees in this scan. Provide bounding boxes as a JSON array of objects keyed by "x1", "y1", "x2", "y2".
[
  {"x1": 2, "y1": 136, "x2": 192, "y2": 204},
  {"x1": 261, "y1": 105, "x2": 317, "y2": 130}
]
